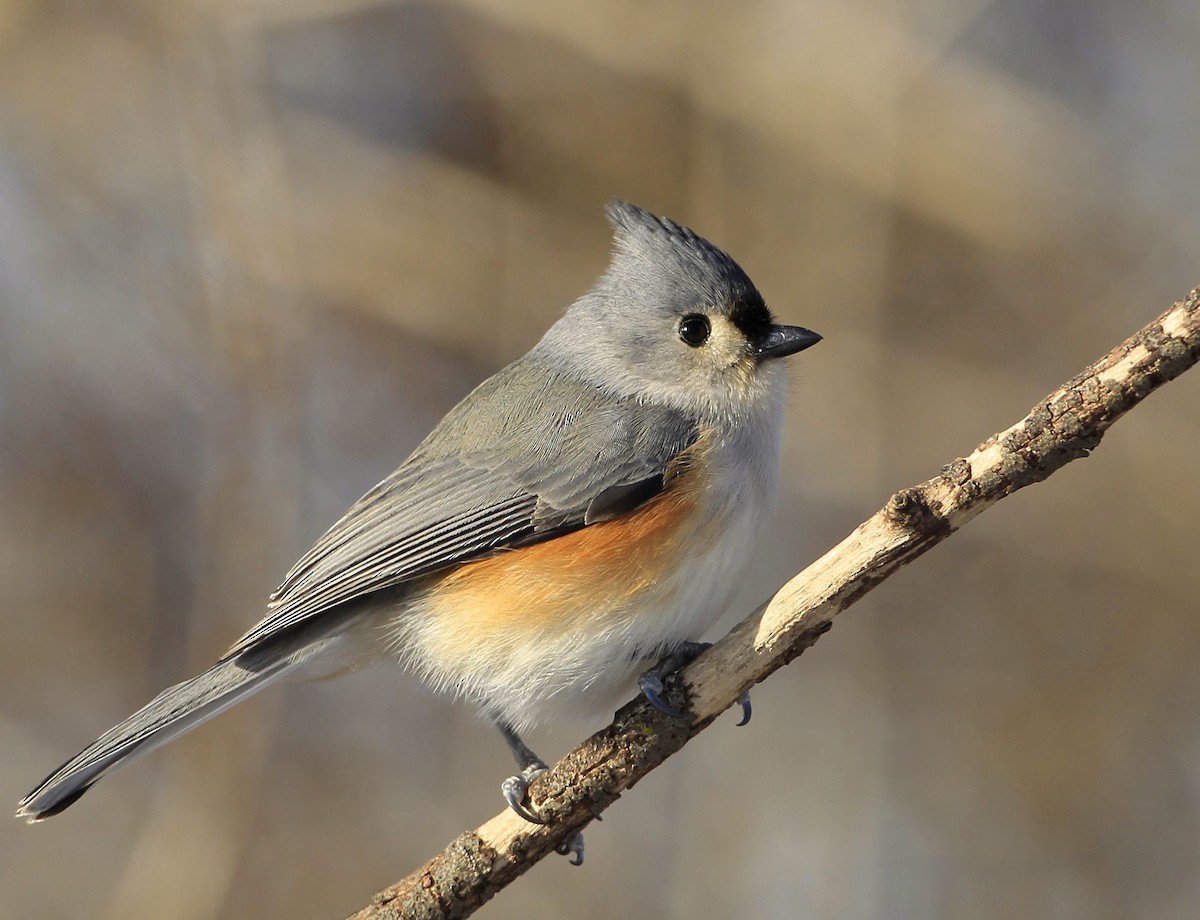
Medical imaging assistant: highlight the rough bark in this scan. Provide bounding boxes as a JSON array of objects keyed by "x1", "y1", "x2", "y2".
[{"x1": 349, "y1": 288, "x2": 1200, "y2": 920}]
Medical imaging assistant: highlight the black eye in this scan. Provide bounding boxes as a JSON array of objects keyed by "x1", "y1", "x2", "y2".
[{"x1": 678, "y1": 314, "x2": 711, "y2": 347}]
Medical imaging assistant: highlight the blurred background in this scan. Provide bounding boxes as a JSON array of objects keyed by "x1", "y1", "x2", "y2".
[{"x1": 2, "y1": 1, "x2": 1199, "y2": 918}]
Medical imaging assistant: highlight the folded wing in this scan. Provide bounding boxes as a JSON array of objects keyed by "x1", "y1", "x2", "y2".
[{"x1": 226, "y1": 359, "x2": 698, "y2": 657}]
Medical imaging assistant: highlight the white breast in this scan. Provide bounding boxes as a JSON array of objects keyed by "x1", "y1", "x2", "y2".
[{"x1": 382, "y1": 398, "x2": 784, "y2": 733}]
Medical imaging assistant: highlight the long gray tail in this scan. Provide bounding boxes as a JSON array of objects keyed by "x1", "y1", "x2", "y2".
[{"x1": 17, "y1": 638, "x2": 328, "y2": 822}]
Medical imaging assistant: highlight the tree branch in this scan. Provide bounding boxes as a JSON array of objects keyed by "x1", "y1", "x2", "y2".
[{"x1": 349, "y1": 288, "x2": 1200, "y2": 920}]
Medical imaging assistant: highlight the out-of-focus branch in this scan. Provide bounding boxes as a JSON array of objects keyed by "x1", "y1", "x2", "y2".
[{"x1": 348, "y1": 289, "x2": 1200, "y2": 920}]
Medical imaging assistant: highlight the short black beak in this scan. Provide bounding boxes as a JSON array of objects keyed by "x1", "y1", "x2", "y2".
[{"x1": 754, "y1": 325, "x2": 822, "y2": 360}]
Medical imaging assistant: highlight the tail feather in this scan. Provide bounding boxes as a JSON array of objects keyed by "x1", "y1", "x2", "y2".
[{"x1": 17, "y1": 651, "x2": 307, "y2": 822}]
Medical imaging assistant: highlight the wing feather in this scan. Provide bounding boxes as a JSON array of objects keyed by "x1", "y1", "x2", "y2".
[{"x1": 227, "y1": 359, "x2": 698, "y2": 657}]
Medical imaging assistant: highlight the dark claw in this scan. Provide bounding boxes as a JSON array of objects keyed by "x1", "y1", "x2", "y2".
[
  {"x1": 638, "y1": 672, "x2": 683, "y2": 717},
  {"x1": 494, "y1": 723, "x2": 588, "y2": 862},
  {"x1": 735, "y1": 690, "x2": 752, "y2": 726},
  {"x1": 638, "y1": 641, "x2": 713, "y2": 717},
  {"x1": 556, "y1": 831, "x2": 585, "y2": 866},
  {"x1": 501, "y1": 767, "x2": 547, "y2": 825}
]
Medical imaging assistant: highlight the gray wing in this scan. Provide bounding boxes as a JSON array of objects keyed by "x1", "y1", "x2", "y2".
[{"x1": 226, "y1": 358, "x2": 698, "y2": 656}]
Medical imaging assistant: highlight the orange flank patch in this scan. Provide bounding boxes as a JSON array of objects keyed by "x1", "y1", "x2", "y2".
[{"x1": 425, "y1": 438, "x2": 716, "y2": 636}]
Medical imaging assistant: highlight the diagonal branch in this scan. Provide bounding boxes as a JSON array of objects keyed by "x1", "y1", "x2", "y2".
[{"x1": 349, "y1": 288, "x2": 1200, "y2": 920}]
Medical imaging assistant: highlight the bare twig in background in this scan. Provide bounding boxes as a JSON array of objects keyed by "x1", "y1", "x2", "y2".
[{"x1": 350, "y1": 289, "x2": 1200, "y2": 920}]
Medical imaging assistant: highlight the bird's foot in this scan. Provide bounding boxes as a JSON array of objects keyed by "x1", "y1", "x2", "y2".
[
  {"x1": 501, "y1": 761, "x2": 549, "y2": 825},
  {"x1": 500, "y1": 763, "x2": 588, "y2": 866},
  {"x1": 638, "y1": 641, "x2": 752, "y2": 725},
  {"x1": 556, "y1": 831, "x2": 585, "y2": 866}
]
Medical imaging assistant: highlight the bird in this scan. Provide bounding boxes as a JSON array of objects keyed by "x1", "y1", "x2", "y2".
[{"x1": 17, "y1": 200, "x2": 821, "y2": 864}]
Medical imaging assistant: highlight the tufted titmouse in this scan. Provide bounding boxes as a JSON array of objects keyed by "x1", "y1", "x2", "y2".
[{"x1": 18, "y1": 201, "x2": 820, "y2": 861}]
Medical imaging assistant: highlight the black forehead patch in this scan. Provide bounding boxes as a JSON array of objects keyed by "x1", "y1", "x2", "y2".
[{"x1": 727, "y1": 286, "x2": 774, "y2": 343}]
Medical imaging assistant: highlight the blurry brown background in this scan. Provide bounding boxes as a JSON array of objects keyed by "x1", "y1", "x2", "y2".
[{"x1": 3, "y1": 1, "x2": 1199, "y2": 918}]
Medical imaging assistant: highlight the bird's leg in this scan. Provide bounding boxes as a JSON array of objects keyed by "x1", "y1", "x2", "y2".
[
  {"x1": 638, "y1": 641, "x2": 752, "y2": 725},
  {"x1": 495, "y1": 721, "x2": 585, "y2": 865},
  {"x1": 497, "y1": 722, "x2": 548, "y2": 824}
]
